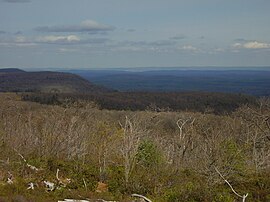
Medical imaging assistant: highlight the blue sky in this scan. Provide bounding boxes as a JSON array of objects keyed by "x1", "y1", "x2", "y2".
[{"x1": 0, "y1": 0, "x2": 270, "y2": 69}]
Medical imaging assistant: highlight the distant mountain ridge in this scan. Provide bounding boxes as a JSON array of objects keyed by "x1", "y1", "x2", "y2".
[
  {"x1": 0, "y1": 68, "x2": 25, "y2": 73},
  {"x1": 0, "y1": 68, "x2": 111, "y2": 93},
  {"x1": 68, "y1": 69, "x2": 270, "y2": 96}
]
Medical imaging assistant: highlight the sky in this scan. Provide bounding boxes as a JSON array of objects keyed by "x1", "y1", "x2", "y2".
[{"x1": 0, "y1": 0, "x2": 270, "y2": 69}]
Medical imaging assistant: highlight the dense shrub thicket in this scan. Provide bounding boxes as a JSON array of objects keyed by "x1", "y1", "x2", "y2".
[{"x1": 0, "y1": 93, "x2": 269, "y2": 201}]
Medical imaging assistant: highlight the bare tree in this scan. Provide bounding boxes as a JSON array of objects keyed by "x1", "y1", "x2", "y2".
[
  {"x1": 236, "y1": 98, "x2": 270, "y2": 171},
  {"x1": 119, "y1": 116, "x2": 146, "y2": 186}
]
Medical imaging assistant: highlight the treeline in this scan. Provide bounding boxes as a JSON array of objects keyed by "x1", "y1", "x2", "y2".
[{"x1": 21, "y1": 91, "x2": 257, "y2": 114}]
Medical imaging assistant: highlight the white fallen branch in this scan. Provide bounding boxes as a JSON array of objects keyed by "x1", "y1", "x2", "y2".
[
  {"x1": 7, "y1": 178, "x2": 13, "y2": 184},
  {"x1": 215, "y1": 167, "x2": 248, "y2": 202},
  {"x1": 27, "y1": 182, "x2": 35, "y2": 190},
  {"x1": 83, "y1": 178, "x2": 87, "y2": 191},
  {"x1": 43, "y1": 180, "x2": 55, "y2": 191},
  {"x1": 14, "y1": 149, "x2": 39, "y2": 171},
  {"x1": 95, "y1": 200, "x2": 118, "y2": 202},
  {"x1": 56, "y1": 168, "x2": 60, "y2": 181},
  {"x1": 57, "y1": 199, "x2": 118, "y2": 202},
  {"x1": 7, "y1": 171, "x2": 13, "y2": 184},
  {"x1": 27, "y1": 164, "x2": 39, "y2": 171},
  {"x1": 58, "y1": 200, "x2": 89, "y2": 202},
  {"x1": 131, "y1": 194, "x2": 152, "y2": 202},
  {"x1": 56, "y1": 168, "x2": 71, "y2": 187}
]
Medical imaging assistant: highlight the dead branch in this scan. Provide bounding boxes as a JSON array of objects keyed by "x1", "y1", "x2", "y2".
[
  {"x1": 43, "y1": 180, "x2": 55, "y2": 191},
  {"x1": 27, "y1": 182, "x2": 35, "y2": 190},
  {"x1": 56, "y1": 168, "x2": 71, "y2": 187},
  {"x1": 7, "y1": 171, "x2": 13, "y2": 184},
  {"x1": 83, "y1": 178, "x2": 87, "y2": 191},
  {"x1": 176, "y1": 118, "x2": 189, "y2": 140},
  {"x1": 58, "y1": 200, "x2": 89, "y2": 202},
  {"x1": 14, "y1": 149, "x2": 39, "y2": 171},
  {"x1": 58, "y1": 199, "x2": 118, "y2": 202},
  {"x1": 131, "y1": 194, "x2": 152, "y2": 202},
  {"x1": 215, "y1": 167, "x2": 248, "y2": 202},
  {"x1": 56, "y1": 168, "x2": 60, "y2": 181}
]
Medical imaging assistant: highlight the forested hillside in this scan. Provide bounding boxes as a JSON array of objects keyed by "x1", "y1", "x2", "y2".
[{"x1": 0, "y1": 69, "x2": 111, "y2": 94}]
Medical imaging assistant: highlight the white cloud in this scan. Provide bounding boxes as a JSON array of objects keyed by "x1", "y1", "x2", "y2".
[
  {"x1": 0, "y1": 34, "x2": 110, "y2": 48},
  {"x1": 37, "y1": 35, "x2": 80, "y2": 43},
  {"x1": 179, "y1": 45, "x2": 199, "y2": 52},
  {"x1": 233, "y1": 41, "x2": 270, "y2": 49},
  {"x1": 243, "y1": 41, "x2": 270, "y2": 49},
  {"x1": 0, "y1": 36, "x2": 36, "y2": 47},
  {"x1": 15, "y1": 36, "x2": 27, "y2": 43},
  {"x1": 232, "y1": 42, "x2": 242, "y2": 49},
  {"x1": 58, "y1": 48, "x2": 78, "y2": 53},
  {"x1": 182, "y1": 45, "x2": 197, "y2": 51}
]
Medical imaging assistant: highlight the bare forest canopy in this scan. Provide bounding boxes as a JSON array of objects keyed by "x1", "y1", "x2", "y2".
[{"x1": 0, "y1": 93, "x2": 269, "y2": 201}]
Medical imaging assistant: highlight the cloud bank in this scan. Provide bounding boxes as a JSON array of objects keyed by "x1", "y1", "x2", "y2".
[
  {"x1": 0, "y1": 35, "x2": 109, "y2": 47},
  {"x1": 233, "y1": 41, "x2": 270, "y2": 49},
  {"x1": 37, "y1": 35, "x2": 80, "y2": 43}
]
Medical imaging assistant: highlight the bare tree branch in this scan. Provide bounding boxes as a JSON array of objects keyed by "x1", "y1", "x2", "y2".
[
  {"x1": 131, "y1": 194, "x2": 152, "y2": 202},
  {"x1": 14, "y1": 149, "x2": 40, "y2": 171},
  {"x1": 215, "y1": 167, "x2": 248, "y2": 202}
]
